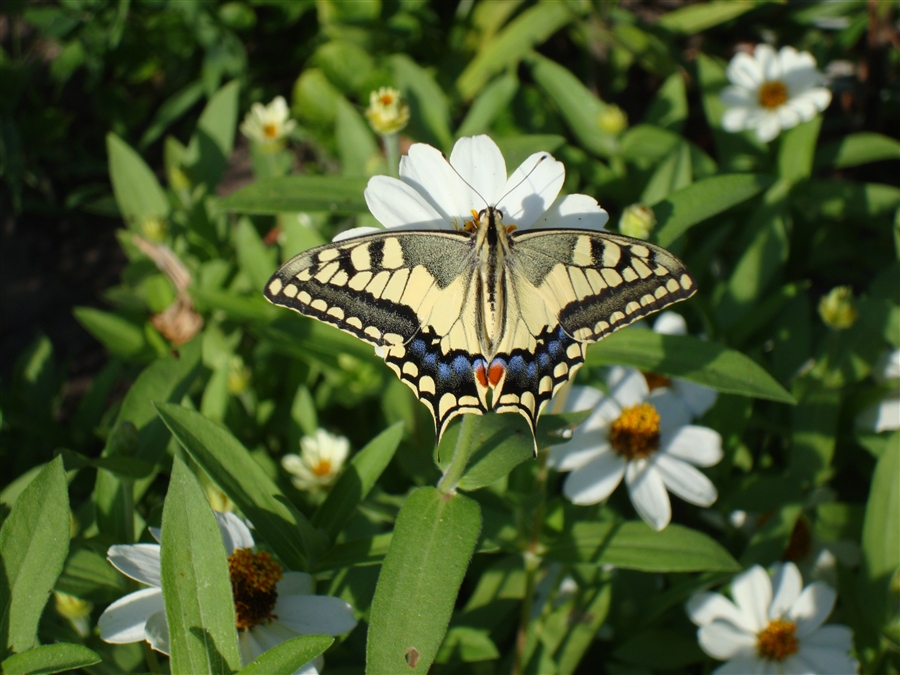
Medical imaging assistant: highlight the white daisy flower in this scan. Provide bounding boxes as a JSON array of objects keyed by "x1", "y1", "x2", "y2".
[
  {"x1": 334, "y1": 134, "x2": 609, "y2": 242},
  {"x1": 240, "y1": 96, "x2": 296, "y2": 145},
  {"x1": 548, "y1": 366, "x2": 722, "y2": 531},
  {"x1": 856, "y1": 348, "x2": 900, "y2": 433},
  {"x1": 720, "y1": 44, "x2": 832, "y2": 143},
  {"x1": 98, "y1": 512, "x2": 356, "y2": 675},
  {"x1": 646, "y1": 312, "x2": 718, "y2": 419},
  {"x1": 282, "y1": 428, "x2": 351, "y2": 492},
  {"x1": 686, "y1": 562, "x2": 859, "y2": 674}
]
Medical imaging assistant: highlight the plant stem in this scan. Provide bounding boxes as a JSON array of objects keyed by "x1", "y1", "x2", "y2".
[
  {"x1": 384, "y1": 132, "x2": 400, "y2": 178},
  {"x1": 436, "y1": 415, "x2": 478, "y2": 494}
]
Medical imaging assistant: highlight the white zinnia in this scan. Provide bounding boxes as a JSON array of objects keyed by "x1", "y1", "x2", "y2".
[
  {"x1": 649, "y1": 312, "x2": 718, "y2": 419},
  {"x1": 282, "y1": 428, "x2": 351, "y2": 491},
  {"x1": 720, "y1": 45, "x2": 832, "y2": 142},
  {"x1": 240, "y1": 96, "x2": 296, "y2": 144},
  {"x1": 548, "y1": 367, "x2": 722, "y2": 530},
  {"x1": 686, "y1": 562, "x2": 859, "y2": 674},
  {"x1": 335, "y1": 134, "x2": 609, "y2": 242},
  {"x1": 98, "y1": 512, "x2": 356, "y2": 675}
]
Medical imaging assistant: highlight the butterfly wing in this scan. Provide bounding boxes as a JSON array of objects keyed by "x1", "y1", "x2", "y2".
[
  {"x1": 490, "y1": 229, "x2": 696, "y2": 439},
  {"x1": 264, "y1": 230, "x2": 490, "y2": 443}
]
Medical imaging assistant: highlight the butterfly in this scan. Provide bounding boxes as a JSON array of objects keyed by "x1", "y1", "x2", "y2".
[{"x1": 265, "y1": 212, "x2": 695, "y2": 458}]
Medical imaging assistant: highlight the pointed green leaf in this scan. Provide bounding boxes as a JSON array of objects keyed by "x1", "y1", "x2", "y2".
[
  {"x1": 312, "y1": 422, "x2": 404, "y2": 541},
  {"x1": 495, "y1": 135, "x2": 566, "y2": 172},
  {"x1": 186, "y1": 80, "x2": 240, "y2": 189},
  {"x1": 313, "y1": 534, "x2": 392, "y2": 573},
  {"x1": 815, "y1": 132, "x2": 900, "y2": 169},
  {"x1": 238, "y1": 635, "x2": 334, "y2": 675},
  {"x1": 73, "y1": 307, "x2": 152, "y2": 360},
  {"x1": 457, "y1": 72, "x2": 519, "y2": 138},
  {"x1": 219, "y1": 176, "x2": 369, "y2": 215},
  {"x1": 336, "y1": 97, "x2": 379, "y2": 178},
  {"x1": 392, "y1": 54, "x2": 453, "y2": 152},
  {"x1": 0, "y1": 456, "x2": 70, "y2": 657},
  {"x1": 1, "y1": 644, "x2": 101, "y2": 675},
  {"x1": 657, "y1": 1, "x2": 759, "y2": 33},
  {"x1": 162, "y1": 458, "x2": 242, "y2": 674},
  {"x1": 154, "y1": 402, "x2": 321, "y2": 571},
  {"x1": 106, "y1": 133, "x2": 170, "y2": 228},
  {"x1": 644, "y1": 72, "x2": 688, "y2": 132},
  {"x1": 235, "y1": 217, "x2": 276, "y2": 291},
  {"x1": 587, "y1": 330, "x2": 795, "y2": 404},
  {"x1": 367, "y1": 488, "x2": 481, "y2": 674},
  {"x1": 777, "y1": 117, "x2": 821, "y2": 181}
]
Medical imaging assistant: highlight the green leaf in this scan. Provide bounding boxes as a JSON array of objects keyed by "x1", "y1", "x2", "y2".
[
  {"x1": 0, "y1": 456, "x2": 70, "y2": 657},
  {"x1": 544, "y1": 521, "x2": 740, "y2": 572},
  {"x1": 495, "y1": 135, "x2": 567, "y2": 171},
  {"x1": 106, "y1": 133, "x2": 170, "y2": 228},
  {"x1": 314, "y1": 40, "x2": 374, "y2": 93},
  {"x1": 367, "y1": 487, "x2": 482, "y2": 674},
  {"x1": 392, "y1": 54, "x2": 453, "y2": 152},
  {"x1": 154, "y1": 402, "x2": 322, "y2": 571},
  {"x1": 185, "y1": 80, "x2": 240, "y2": 189},
  {"x1": 72, "y1": 307, "x2": 150, "y2": 360},
  {"x1": 312, "y1": 422, "x2": 404, "y2": 542},
  {"x1": 527, "y1": 52, "x2": 617, "y2": 157},
  {"x1": 336, "y1": 97, "x2": 379, "y2": 178},
  {"x1": 790, "y1": 387, "x2": 841, "y2": 483},
  {"x1": 613, "y1": 628, "x2": 704, "y2": 669},
  {"x1": 777, "y1": 117, "x2": 821, "y2": 181},
  {"x1": 814, "y1": 132, "x2": 900, "y2": 169},
  {"x1": 219, "y1": 176, "x2": 369, "y2": 215},
  {"x1": 238, "y1": 635, "x2": 334, "y2": 675},
  {"x1": 94, "y1": 341, "x2": 202, "y2": 542},
  {"x1": 641, "y1": 140, "x2": 692, "y2": 205},
  {"x1": 162, "y1": 458, "x2": 242, "y2": 674},
  {"x1": 458, "y1": 4, "x2": 575, "y2": 100},
  {"x1": 235, "y1": 217, "x2": 276, "y2": 292},
  {"x1": 435, "y1": 626, "x2": 499, "y2": 664},
  {"x1": 313, "y1": 533, "x2": 392, "y2": 573},
  {"x1": 794, "y1": 180, "x2": 900, "y2": 220},
  {"x1": 653, "y1": 173, "x2": 775, "y2": 248},
  {"x1": 644, "y1": 72, "x2": 688, "y2": 132},
  {"x1": 292, "y1": 68, "x2": 341, "y2": 124},
  {"x1": 587, "y1": 330, "x2": 795, "y2": 404},
  {"x1": 860, "y1": 441, "x2": 899, "y2": 636},
  {"x1": 139, "y1": 81, "x2": 206, "y2": 150},
  {"x1": 56, "y1": 546, "x2": 128, "y2": 604},
  {"x1": 657, "y1": 0, "x2": 759, "y2": 33},
  {"x1": 1, "y1": 644, "x2": 101, "y2": 675},
  {"x1": 456, "y1": 72, "x2": 519, "y2": 138}
]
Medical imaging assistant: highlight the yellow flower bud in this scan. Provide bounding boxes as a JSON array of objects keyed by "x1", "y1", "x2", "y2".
[
  {"x1": 365, "y1": 87, "x2": 410, "y2": 135},
  {"x1": 818, "y1": 286, "x2": 858, "y2": 330}
]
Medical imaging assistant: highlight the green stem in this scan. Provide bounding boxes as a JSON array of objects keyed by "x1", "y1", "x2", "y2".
[
  {"x1": 436, "y1": 415, "x2": 478, "y2": 494},
  {"x1": 384, "y1": 132, "x2": 400, "y2": 178}
]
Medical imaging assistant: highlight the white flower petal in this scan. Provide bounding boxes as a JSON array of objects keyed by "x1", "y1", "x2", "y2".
[
  {"x1": 364, "y1": 176, "x2": 446, "y2": 231},
  {"x1": 768, "y1": 562, "x2": 803, "y2": 620},
  {"x1": 727, "y1": 52, "x2": 765, "y2": 89},
  {"x1": 803, "y1": 623, "x2": 854, "y2": 649},
  {"x1": 653, "y1": 311, "x2": 687, "y2": 335},
  {"x1": 755, "y1": 44, "x2": 780, "y2": 81},
  {"x1": 625, "y1": 460, "x2": 671, "y2": 530},
  {"x1": 686, "y1": 592, "x2": 746, "y2": 627},
  {"x1": 149, "y1": 526, "x2": 162, "y2": 543},
  {"x1": 655, "y1": 453, "x2": 718, "y2": 507},
  {"x1": 561, "y1": 385, "x2": 606, "y2": 414},
  {"x1": 562, "y1": 451, "x2": 626, "y2": 504},
  {"x1": 608, "y1": 366, "x2": 649, "y2": 407},
  {"x1": 107, "y1": 544, "x2": 162, "y2": 588},
  {"x1": 731, "y1": 566, "x2": 771, "y2": 632},
  {"x1": 529, "y1": 194, "x2": 609, "y2": 231},
  {"x1": 650, "y1": 388, "x2": 692, "y2": 431},
  {"x1": 332, "y1": 226, "x2": 383, "y2": 242},
  {"x1": 239, "y1": 625, "x2": 266, "y2": 663},
  {"x1": 547, "y1": 433, "x2": 608, "y2": 472},
  {"x1": 496, "y1": 152, "x2": 565, "y2": 230},
  {"x1": 697, "y1": 619, "x2": 758, "y2": 660},
  {"x1": 792, "y1": 646, "x2": 860, "y2": 675},
  {"x1": 275, "y1": 595, "x2": 358, "y2": 635},
  {"x1": 400, "y1": 143, "x2": 475, "y2": 224},
  {"x1": 722, "y1": 105, "x2": 754, "y2": 132},
  {"x1": 804, "y1": 87, "x2": 832, "y2": 113},
  {"x1": 755, "y1": 113, "x2": 782, "y2": 142},
  {"x1": 784, "y1": 65, "x2": 821, "y2": 95},
  {"x1": 250, "y1": 620, "x2": 301, "y2": 652},
  {"x1": 674, "y1": 379, "x2": 718, "y2": 418},
  {"x1": 776, "y1": 104, "x2": 802, "y2": 130},
  {"x1": 144, "y1": 610, "x2": 170, "y2": 654},
  {"x1": 720, "y1": 85, "x2": 757, "y2": 108},
  {"x1": 878, "y1": 349, "x2": 900, "y2": 380},
  {"x1": 712, "y1": 655, "x2": 769, "y2": 674},
  {"x1": 788, "y1": 581, "x2": 836, "y2": 637},
  {"x1": 873, "y1": 396, "x2": 900, "y2": 432},
  {"x1": 217, "y1": 512, "x2": 254, "y2": 552},
  {"x1": 663, "y1": 425, "x2": 723, "y2": 467},
  {"x1": 449, "y1": 135, "x2": 507, "y2": 204},
  {"x1": 98, "y1": 587, "x2": 164, "y2": 643},
  {"x1": 278, "y1": 571, "x2": 316, "y2": 596}
]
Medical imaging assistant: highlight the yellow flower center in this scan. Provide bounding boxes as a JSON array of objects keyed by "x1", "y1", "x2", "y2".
[
  {"x1": 312, "y1": 459, "x2": 333, "y2": 477},
  {"x1": 228, "y1": 548, "x2": 283, "y2": 630},
  {"x1": 783, "y1": 517, "x2": 812, "y2": 562},
  {"x1": 758, "y1": 81, "x2": 788, "y2": 109},
  {"x1": 757, "y1": 619, "x2": 799, "y2": 661},
  {"x1": 263, "y1": 123, "x2": 279, "y2": 139},
  {"x1": 642, "y1": 372, "x2": 670, "y2": 391},
  {"x1": 608, "y1": 403, "x2": 661, "y2": 460},
  {"x1": 379, "y1": 92, "x2": 396, "y2": 106}
]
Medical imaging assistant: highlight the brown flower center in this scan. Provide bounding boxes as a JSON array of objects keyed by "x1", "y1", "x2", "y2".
[
  {"x1": 379, "y1": 92, "x2": 396, "y2": 105},
  {"x1": 757, "y1": 619, "x2": 799, "y2": 661},
  {"x1": 642, "y1": 371, "x2": 671, "y2": 391},
  {"x1": 783, "y1": 516, "x2": 812, "y2": 562},
  {"x1": 229, "y1": 548, "x2": 283, "y2": 630},
  {"x1": 758, "y1": 81, "x2": 789, "y2": 109},
  {"x1": 263, "y1": 123, "x2": 279, "y2": 139},
  {"x1": 608, "y1": 403, "x2": 661, "y2": 460}
]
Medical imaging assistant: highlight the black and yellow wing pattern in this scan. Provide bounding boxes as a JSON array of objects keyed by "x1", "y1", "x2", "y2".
[{"x1": 265, "y1": 209, "x2": 695, "y2": 453}]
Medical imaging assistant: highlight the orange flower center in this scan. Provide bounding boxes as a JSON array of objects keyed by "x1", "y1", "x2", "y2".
[
  {"x1": 312, "y1": 459, "x2": 333, "y2": 477},
  {"x1": 263, "y1": 123, "x2": 279, "y2": 139},
  {"x1": 757, "y1": 619, "x2": 799, "y2": 661},
  {"x1": 608, "y1": 403, "x2": 661, "y2": 460},
  {"x1": 228, "y1": 548, "x2": 283, "y2": 630},
  {"x1": 758, "y1": 81, "x2": 789, "y2": 109},
  {"x1": 783, "y1": 517, "x2": 812, "y2": 562},
  {"x1": 642, "y1": 372, "x2": 671, "y2": 391},
  {"x1": 379, "y1": 93, "x2": 396, "y2": 106}
]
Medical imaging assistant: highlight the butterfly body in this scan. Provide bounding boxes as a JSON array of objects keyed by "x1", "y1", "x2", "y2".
[{"x1": 265, "y1": 203, "x2": 695, "y2": 455}]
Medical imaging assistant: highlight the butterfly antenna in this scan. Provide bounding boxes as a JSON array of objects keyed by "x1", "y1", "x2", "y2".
[
  {"x1": 494, "y1": 154, "x2": 549, "y2": 207},
  {"x1": 446, "y1": 159, "x2": 489, "y2": 210}
]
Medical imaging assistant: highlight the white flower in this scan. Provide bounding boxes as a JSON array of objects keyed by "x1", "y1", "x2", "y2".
[
  {"x1": 648, "y1": 312, "x2": 718, "y2": 419},
  {"x1": 335, "y1": 134, "x2": 609, "y2": 242},
  {"x1": 720, "y1": 45, "x2": 832, "y2": 142},
  {"x1": 98, "y1": 512, "x2": 356, "y2": 675},
  {"x1": 856, "y1": 348, "x2": 900, "y2": 433},
  {"x1": 686, "y1": 562, "x2": 859, "y2": 674},
  {"x1": 365, "y1": 86, "x2": 410, "y2": 135},
  {"x1": 282, "y1": 429, "x2": 351, "y2": 492},
  {"x1": 548, "y1": 367, "x2": 723, "y2": 530},
  {"x1": 240, "y1": 96, "x2": 296, "y2": 144}
]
